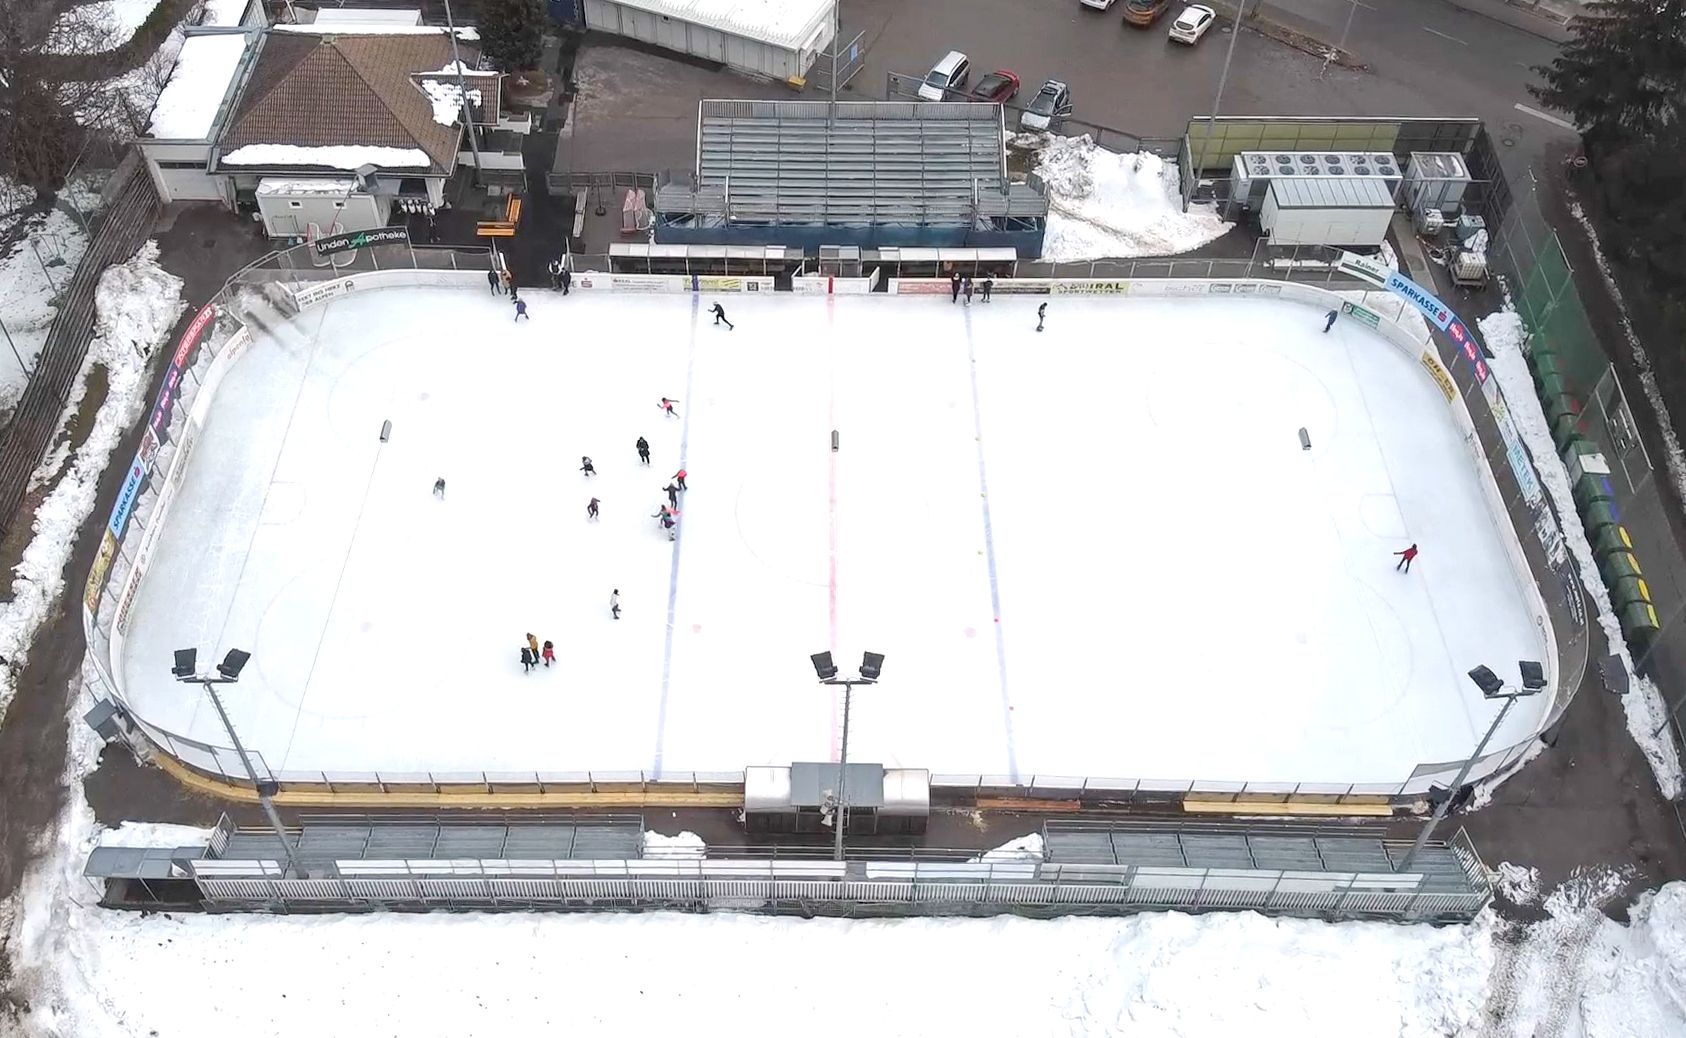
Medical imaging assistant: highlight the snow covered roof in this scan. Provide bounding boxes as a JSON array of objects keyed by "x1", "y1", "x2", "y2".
[
  {"x1": 604, "y1": 0, "x2": 833, "y2": 50},
  {"x1": 147, "y1": 33, "x2": 252, "y2": 140},
  {"x1": 312, "y1": 8, "x2": 423, "y2": 24},
  {"x1": 222, "y1": 145, "x2": 432, "y2": 169},
  {"x1": 254, "y1": 177, "x2": 358, "y2": 196},
  {"x1": 273, "y1": 23, "x2": 478, "y2": 39},
  {"x1": 216, "y1": 31, "x2": 479, "y2": 172}
]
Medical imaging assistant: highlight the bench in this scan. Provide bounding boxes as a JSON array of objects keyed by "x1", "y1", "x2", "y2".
[
  {"x1": 476, "y1": 194, "x2": 523, "y2": 237},
  {"x1": 571, "y1": 187, "x2": 587, "y2": 241}
]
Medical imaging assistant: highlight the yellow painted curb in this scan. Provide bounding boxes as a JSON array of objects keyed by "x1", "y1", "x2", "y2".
[
  {"x1": 1182, "y1": 798, "x2": 1393, "y2": 818},
  {"x1": 153, "y1": 752, "x2": 745, "y2": 809}
]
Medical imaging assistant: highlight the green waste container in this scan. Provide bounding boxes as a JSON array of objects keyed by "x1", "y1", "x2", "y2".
[
  {"x1": 1600, "y1": 550, "x2": 1643, "y2": 583},
  {"x1": 1582, "y1": 499, "x2": 1621, "y2": 534},
  {"x1": 1610, "y1": 574, "x2": 1652, "y2": 608},
  {"x1": 1592, "y1": 524, "x2": 1633, "y2": 557}
]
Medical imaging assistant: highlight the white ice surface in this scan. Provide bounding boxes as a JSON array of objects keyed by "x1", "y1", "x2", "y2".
[
  {"x1": 219, "y1": 144, "x2": 433, "y2": 168},
  {"x1": 146, "y1": 33, "x2": 248, "y2": 139},
  {"x1": 117, "y1": 290, "x2": 1546, "y2": 784}
]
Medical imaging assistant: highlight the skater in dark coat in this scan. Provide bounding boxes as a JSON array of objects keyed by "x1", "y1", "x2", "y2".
[
  {"x1": 547, "y1": 259, "x2": 562, "y2": 290},
  {"x1": 433, "y1": 477, "x2": 446, "y2": 499},
  {"x1": 610, "y1": 589, "x2": 621, "y2": 620},
  {"x1": 664, "y1": 482, "x2": 680, "y2": 507},
  {"x1": 520, "y1": 647, "x2": 534, "y2": 672},
  {"x1": 1036, "y1": 302, "x2": 1047, "y2": 332},
  {"x1": 1394, "y1": 543, "x2": 1419, "y2": 573},
  {"x1": 587, "y1": 497, "x2": 600, "y2": 520},
  {"x1": 560, "y1": 268, "x2": 572, "y2": 295},
  {"x1": 711, "y1": 302, "x2": 734, "y2": 329},
  {"x1": 1323, "y1": 309, "x2": 1338, "y2": 333},
  {"x1": 487, "y1": 269, "x2": 501, "y2": 295},
  {"x1": 962, "y1": 276, "x2": 974, "y2": 305},
  {"x1": 542, "y1": 640, "x2": 556, "y2": 666},
  {"x1": 981, "y1": 277, "x2": 993, "y2": 302},
  {"x1": 672, "y1": 468, "x2": 687, "y2": 491},
  {"x1": 950, "y1": 270, "x2": 962, "y2": 303},
  {"x1": 580, "y1": 456, "x2": 596, "y2": 476},
  {"x1": 636, "y1": 436, "x2": 651, "y2": 464},
  {"x1": 660, "y1": 397, "x2": 680, "y2": 418},
  {"x1": 514, "y1": 298, "x2": 529, "y2": 321}
]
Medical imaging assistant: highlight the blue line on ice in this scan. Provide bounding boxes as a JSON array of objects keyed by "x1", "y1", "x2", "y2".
[{"x1": 652, "y1": 293, "x2": 700, "y2": 777}]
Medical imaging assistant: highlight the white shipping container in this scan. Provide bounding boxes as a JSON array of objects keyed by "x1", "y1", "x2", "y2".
[
  {"x1": 1261, "y1": 178, "x2": 1395, "y2": 248},
  {"x1": 584, "y1": 0, "x2": 835, "y2": 81}
]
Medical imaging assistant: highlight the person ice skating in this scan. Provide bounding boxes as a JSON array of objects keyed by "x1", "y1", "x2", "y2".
[
  {"x1": 610, "y1": 589, "x2": 621, "y2": 620},
  {"x1": 1323, "y1": 308, "x2": 1338, "y2": 333},
  {"x1": 981, "y1": 277, "x2": 993, "y2": 302},
  {"x1": 672, "y1": 467, "x2": 687, "y2": 492},
  {"x1": 950, "y1": 270, "x2": 962, "y2": 303},
  {"x1": 587, "y1": 496, "x2": 600, "y2": 520},
  {"x1": 962, "y1": 275, "x2": 973, "y2": 305},
  {"x1": 660, "y1": 397, "x2": 680, "y2": 418},
  {"x1": 527, "y1": 632, "x2": 540, "y2": 660},
  {"x1": 1036, "y1": 302, "x2": 1047, "y2": 332},
  {"x1": 542, "y1": 639, "x2": 556, "y2": 667},
  {"x1": 711, "y1": 302, "x2": 734, "y2": 329},
  {"x1": 520, "y1": 646, "x2": 534, "y2": 672},
  {"x1": 636, "y1": 436, "x2": 651, "y2": 464},
  {"x1": 487, "y1": 269, "x2": 501, "y2": 295},
  {"x1": 580, "y1": 456, "x2": 596, "y2": 477},
  {"x1": 1394, "y1": 543, "x2": 1419, "y2": 573},
  {"x1": 433, "y1": 477, "x2": 446, "y2": 499},
  {"x1": 514, "y1": 297, "x2": 529, "y2": 321},
  {"x1": 664, "y1": 482, "x2": 680, "y2": 507},
  {"x1": 560, "y1": 267, "x2": 572, "y2": 295},
  {"x1": 548, "y1": 259, "x2": 562, "y2": 290},
  {"x1": 500, "y1": 268, "x2": 514, "y2": 295}
]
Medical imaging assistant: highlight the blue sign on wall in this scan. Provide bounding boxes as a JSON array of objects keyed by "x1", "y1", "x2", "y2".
[{"x1": 1383, "y1": 270, "x2": 1453, "y2": 331}]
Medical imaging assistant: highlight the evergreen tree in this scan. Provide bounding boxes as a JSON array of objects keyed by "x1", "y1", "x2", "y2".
[
  {"x1": 478, "y1": 0, "x2": 547, "y2": 72},
  {"x1": 1530, "y1": 0, "x2": 1686, "y2": 160}
]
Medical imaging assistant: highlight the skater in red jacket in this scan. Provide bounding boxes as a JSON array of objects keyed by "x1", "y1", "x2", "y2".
[
  {"x1": 1394, "y1": 543, "x2": 1419, "y2": 573},
  {"x1": 672, "y1": 468, "x2": 687, "y2": 491}
]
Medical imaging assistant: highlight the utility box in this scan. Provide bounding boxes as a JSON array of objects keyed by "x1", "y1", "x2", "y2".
[
  {"x1": 1260, "y1": 177, "x2": 1394, "y2": 247},
  {"x1": 743, "y1": 763, "x2": 929, "y2": 836},
  {"x1": 1404, "y1": 152, "x2": 1472, "y2": 218}
]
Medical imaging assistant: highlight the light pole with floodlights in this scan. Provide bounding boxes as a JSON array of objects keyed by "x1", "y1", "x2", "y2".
[
  {"x1": 1400, "y1": 661, "x2": 1547, "y2": 872},
  {"x1": 172, "y1": 648, "x2": 302, "y2": 878},
  {"x1": 810, "y1": 650, "x2": 884, "y2": 861}
]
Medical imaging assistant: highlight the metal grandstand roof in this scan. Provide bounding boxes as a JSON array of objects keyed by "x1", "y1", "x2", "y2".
[
  {"x1": 657, "y1": 100, "x2": 1049, "y2": 227},
  {"x1": 215, "y1": 816, "x2": 645, "y2": 867}
]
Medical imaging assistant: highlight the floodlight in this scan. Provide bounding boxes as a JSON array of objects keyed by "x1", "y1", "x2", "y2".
[
  {"x1": 218, "y1": 649, "x2": 252, "y2": 681},
  {"x1": 810, "y1": 652, "x2": 838, "y2": 681},
  {"x1": 860, "y1": 652, "x2": 885, "y2": 681},
  {"x1": 1467, "y1": 665, "x2": 1505, "y2": 698},
  {"x1": 1518, "y1": 660, "x2": 1547, "y2": 692},
  {"x1": 171, "y1": 648, "x2": 197, "y2": 679}
]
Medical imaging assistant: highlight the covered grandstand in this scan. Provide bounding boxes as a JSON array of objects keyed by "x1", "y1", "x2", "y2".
[{"x1": 654, "y1": 100, "x2": 1048, "y2": 251}]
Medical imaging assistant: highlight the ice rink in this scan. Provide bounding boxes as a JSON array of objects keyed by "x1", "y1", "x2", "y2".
[{"x1": 118, "y1": 285, "x2": 1550, "y2": 785}]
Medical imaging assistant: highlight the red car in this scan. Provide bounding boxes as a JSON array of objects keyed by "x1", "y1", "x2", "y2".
[{"x1": 969, "y1": 69, "x2": 1020, "y2": 103}]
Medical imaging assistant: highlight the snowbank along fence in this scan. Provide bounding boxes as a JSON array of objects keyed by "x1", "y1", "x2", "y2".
[{"x1": 80, "y1": 242, "x2": 1579, "y2": 806}]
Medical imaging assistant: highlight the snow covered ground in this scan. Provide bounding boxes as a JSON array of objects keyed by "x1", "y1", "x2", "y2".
[
  {"x1": 114, "y1": 288, "x2": 1546, "y2": 786},
  {"x1": 1026, "y1": 135, "x2": 1233, "y2": 262},
  {"x1": 1480, "y1": 308, "x2": 1684, "y2": 796},
  {"x1": 0, "y1": 206, "x2": 88, "y2": 411},
  {"x1": 45, "y1": 0, "x2": 160, "y2": 52},
  {"x1": 0, "y1": 244, "x2": 183, "y2": 723}
]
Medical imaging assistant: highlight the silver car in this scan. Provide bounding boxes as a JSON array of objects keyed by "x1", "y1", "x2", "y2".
[{"x1": 1019, "y1": 79, "x2": 1073, "y2": 132}]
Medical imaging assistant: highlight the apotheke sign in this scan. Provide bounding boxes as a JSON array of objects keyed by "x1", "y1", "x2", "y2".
[{"x1": 313, "y1": 226, "x2": 410, "y2": 257}]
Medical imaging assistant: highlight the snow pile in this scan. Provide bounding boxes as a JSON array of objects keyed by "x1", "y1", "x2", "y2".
[
  {"x1": 1495, "y1": 861, "x2": 1541, "y2": 905},
  {"x1": 219, "y1": 144, "x2": 432, "y2": 169},
  {"x1": 0, "y1": 206, "x2": 90, "y2": 411},
  {"x1": 96, "y1": 822, "x2": 214, "y2": 850},
  {"x1": 969, "y1": 833, "x2": 1045, "y2": 863},
  {"x1": 640, "y1": 830, "x2": 706, "y2": 859},
  {"x1": 420, "y1": 75, "x2": 482, "y2": 127},
  {"x1": 1479, "y1": 308, "x2": 1684, "y2": 797},
  {"x1": 45, "y1": 0, "x2": 160, "y2": 52},
  {"x1": 1568, "y1": 202, "x2": 1686, "y2": 553},
  {"x1": 1575, "y1": 883, "x2": 1686, "y2": 1037},
  {"x1": 0, "y1": 242, "x2": 182, "y2": 723},
  {"x1": 1031, "y1": 135, "x2": 1232, "y2": 262},
  {"x1": 147, "y1": 33, "x2": 248, "y2": 139},
  {"x1": 200, "y1": 0, "x2": 250, "y2": 25}
]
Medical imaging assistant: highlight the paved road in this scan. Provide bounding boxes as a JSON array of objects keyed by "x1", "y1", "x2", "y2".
[{"x1": 839, "y1": 0, "x2": 1573, "y2": 168}]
